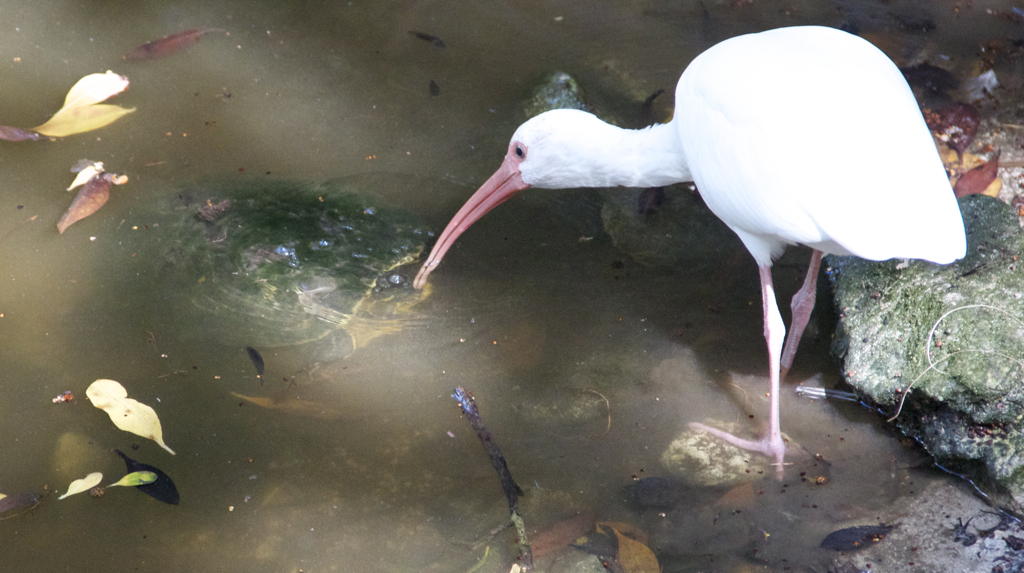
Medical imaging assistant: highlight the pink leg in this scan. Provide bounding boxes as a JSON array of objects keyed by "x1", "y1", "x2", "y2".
[
  {"x1": 690, "y1": 264, "x2": 787, "y2": 477},
  {"x1": 779, "y1": 249, "x2": 823, "y2": 381}
]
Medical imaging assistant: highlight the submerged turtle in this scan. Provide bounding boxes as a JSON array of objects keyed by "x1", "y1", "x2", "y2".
[{"x1": 154, "y1": 178, "x2": 433, "y2": 358}]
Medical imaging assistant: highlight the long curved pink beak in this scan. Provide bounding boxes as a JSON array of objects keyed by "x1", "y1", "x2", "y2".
[{"x1": 413, "y1": 151, "x2": 530, "y2": 289}]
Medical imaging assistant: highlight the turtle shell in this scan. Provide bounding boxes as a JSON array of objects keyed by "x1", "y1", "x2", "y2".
[{"x1": 160, "y1": 179, "x2": 432, "y2": 351}]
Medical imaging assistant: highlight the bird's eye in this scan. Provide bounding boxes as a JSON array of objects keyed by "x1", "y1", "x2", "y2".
[{"x1": 514, "y1": 144, "x2": 525, "y2": 159}]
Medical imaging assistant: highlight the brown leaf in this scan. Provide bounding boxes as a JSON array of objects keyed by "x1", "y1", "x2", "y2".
[
  {"x1": 0, "y1": 125, "x2": 40, "y2": 141},
  {"x1": 926, "y1": 102, "x2": 980, "y2": 160},
  {"x1": 612, "y1": 528, "x2": 660, "y2": 573},
  {"x1": 530, "y1": 514, "x2": 593, "y2": 561},
  {"x1": 57, "y1": 176, "x2": 110, "y2": 234},
  {"x1": 954, "y1": 149, "x2": 1001, "y2": 198},
  {"x1": 124, "y1": 28, "x2": 224, "y2": 61}
]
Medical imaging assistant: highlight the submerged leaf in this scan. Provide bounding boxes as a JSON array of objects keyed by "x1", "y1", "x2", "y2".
[
  {"x1": 0, "y1": 492, "x2": 41, "y2": 516},
  {"x1": 821, "y1": 524, "x2": 895, "y2": 551},
  {"x1": 231, "y1": 391, "x2": 342, "y2": 420},
  {"x1": 58, "y1": 472, "x2": 103, "y2": 500},
  {"x1": 125, "y1": 28, "x2": 224, "y2": 61},
  {"x1": 245, "y1": 346, "x2": 265, "y2": 385},
  {"x1": 114, "y1": 450, "x2": 179, "y2": 505},
  {"x1": 33, "y1": 104, "x2": 135, "y2": 138},
  {"x1": 612, "y1": 528, "x2": 659, "y2": 573},
  {"x1": 108, "y1": 471, "x2": 158, "y2": 488},
  {"x1": 60, "y1": 71, "x2": 130, "y2": 110},
  {"x1": 86, "y1": 379, "x2": 175, "y2": 454}
]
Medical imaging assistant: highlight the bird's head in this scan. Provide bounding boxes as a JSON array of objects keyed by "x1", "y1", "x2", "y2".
[{"x1": 412, "y1": 109, "x2": 609, "y2": 288}]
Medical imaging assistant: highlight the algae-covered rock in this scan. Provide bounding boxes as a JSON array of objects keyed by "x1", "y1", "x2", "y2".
[
  {"x1": 660, "y1": 422, "x2": 772, "y2": 487},
  {"x1": 140, "y1": 177, "x2": 433, "y2": 356},
  {"x1": 599, "y1": 185, "x2": 740, "y2": 268},
  {"x1": 828, "y1": 195, "x2": 1024, "y2": 510},
  {"x1": 524, "y1": 71, "x2": 591, "y2": 119}
]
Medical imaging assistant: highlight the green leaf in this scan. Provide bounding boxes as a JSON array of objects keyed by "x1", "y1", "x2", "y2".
[{"x1": 108, "y1": 471, "x2": 158, "y2": 488}]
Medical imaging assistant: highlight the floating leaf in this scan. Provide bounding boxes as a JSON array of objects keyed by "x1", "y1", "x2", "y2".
[
  {"x1": 33, "y1": 104, "x2": 135, "y2": 138},
  {"x1": 67, "y1": 161, "x2": 104, "y2": 191},
  {"x1": 57, "y1": 168, "x2": 129, "y2": 234},
  {"x1": 60, "y1": 71, "x2": 130, "y2": 110},
  {"x1": 86, "y1": 379, "x2": 175, "y2": 454},
  {"x1": 58, "y1": 472, "x2": 102, "y2": 500},
  {"x1": 115, "y1": 450, "x2": 179, "y2": 505},
  {"x1": 108, "y1": 471, "x2": 158, "y2": 488}
]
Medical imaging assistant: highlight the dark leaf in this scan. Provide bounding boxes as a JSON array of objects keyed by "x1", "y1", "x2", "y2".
[
  {"x1": 246, "y1": 346, "x2": 265, "y2": 385},
  {"x1": 0, "y1": 492, "x2": 41, "y2": 516},
  {"x1": 115, "y1": 449, "x2": 179, "y2": 505},
  {"x1": 902, "y1": 64, "x2": 959, "y2": 94},
  {"x1": 407, "y1": 31, "x2": 445, "y2": 47},
  {"x1": 125, "y1": 28, "x2": 224, "y2": 61},
  {"x1": 821, "y1": 524, "x2": 895, "y2": 551},
  {"x1": 0, "y1": 125, "x2": 40, "y2": 141}
]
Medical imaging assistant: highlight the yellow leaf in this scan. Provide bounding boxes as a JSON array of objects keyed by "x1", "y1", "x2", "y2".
[
  {"x1": 58, "y1": 472, "x2": 103, "y2": 500},
  {"x1": 983, "y1": 176, "x2": 1002, "y2": 197},
  {"x1": 86, "y1": 379, "x2": 175, "y2": 454},
  {"x1": 61, "y1": 71, "x2": 129, "y2": 110},
  {"x1": 612, "y1": 528, "x2": 660, "y2": 573},
  {"x1": 32, "y1": 104, "x2": 135, "y2": 137}
]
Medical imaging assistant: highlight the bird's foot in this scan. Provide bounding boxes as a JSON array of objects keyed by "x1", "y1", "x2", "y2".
[{"x1": 689, "y1": 422, "x2": 787, "y2": 478}]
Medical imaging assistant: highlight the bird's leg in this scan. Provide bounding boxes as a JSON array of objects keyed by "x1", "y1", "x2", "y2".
[
  {"x1": 779, "y1": 249, "x2": 823, "y2": 381},
  {"x1": 690, "y1": 264, "x2": 787, "y2": 477}
]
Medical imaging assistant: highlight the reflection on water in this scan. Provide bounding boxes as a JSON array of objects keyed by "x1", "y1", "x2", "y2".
[{"x1": 0, "y1": 1, "x2": 1009, "y2": 571}]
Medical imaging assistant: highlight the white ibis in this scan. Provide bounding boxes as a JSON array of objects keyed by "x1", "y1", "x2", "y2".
[{"x1": 413, "y1": 26, "x2": 967, "y2": 473}]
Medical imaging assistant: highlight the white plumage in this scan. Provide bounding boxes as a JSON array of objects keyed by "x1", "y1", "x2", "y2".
[{"x1": 414, "y1": 26, "x2": 967, "y2": 473}]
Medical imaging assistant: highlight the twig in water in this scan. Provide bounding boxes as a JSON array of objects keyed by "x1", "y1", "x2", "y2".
[
  {"x1": 587, "y1": 389, "x2": 611, "y2": 433},
  {"x1": 452, "y1": 386, "x2": 533, "y2": 570}
]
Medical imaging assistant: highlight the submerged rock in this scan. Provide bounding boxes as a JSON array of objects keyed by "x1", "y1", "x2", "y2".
[
  {"x1": 829, "y1": 195, "x2": 1024, "y2": 510},
  {"x1": 524, "y1": 71, "x2": 591, "y2": 119},
  {"x1": 660, "y1": 422, "x2": 772, "y2": 487}
]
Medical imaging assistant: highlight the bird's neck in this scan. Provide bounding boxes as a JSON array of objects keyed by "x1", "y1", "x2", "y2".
[
  {"x1": 528, "y1": 120, "x2": 691, "y2": 189},
  {"x1": 609, "y1": 121, "x2": 691, "y2": 187}
]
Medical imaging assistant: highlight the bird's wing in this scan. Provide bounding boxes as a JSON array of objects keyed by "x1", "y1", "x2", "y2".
[{"x1": 676, "y1": 26, "x2": 964, "y2": 264}]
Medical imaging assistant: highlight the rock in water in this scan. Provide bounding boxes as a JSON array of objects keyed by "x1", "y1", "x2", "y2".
[{"x1": 828, "y1": 195, "x2": 1024, "y2": 512}]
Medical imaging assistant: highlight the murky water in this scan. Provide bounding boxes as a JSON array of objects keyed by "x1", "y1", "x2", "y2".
[{"x1": 0, "y1": 1, "x2": 1015, "y2": 571}]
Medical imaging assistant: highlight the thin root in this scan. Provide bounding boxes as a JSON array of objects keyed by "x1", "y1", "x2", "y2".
[{"x1": 889, "y1": 304, "x2": 1024, "y2": 422}]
